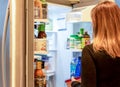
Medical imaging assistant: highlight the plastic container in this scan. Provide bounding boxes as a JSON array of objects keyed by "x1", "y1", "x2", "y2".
[
  {"x1": 69, "y1": 35, "x2": 76, "y2": 49},
  {"x1": 74, "y1": 35, "x2": 81, "y2": 49},
  {"x1": 70, "y1": 57, "x2": 77, "y2": 77},
  {"x1": 69, "y1": 35, "x2": 80, "y2": 49}
]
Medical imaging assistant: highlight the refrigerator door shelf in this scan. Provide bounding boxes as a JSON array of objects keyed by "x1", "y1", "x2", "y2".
[
  {"x1": 70, "y1": 49, "x2": 82, "y2": 52},
  {"x1": 46, "y1": 31, "x2": 57, "y2": 33},
  {"x1": 34, "y1": 51, "x2": 48, "y2": 55},
  {"x1": 46, "y1": 70, "x2": 55, "y2": 77},
  {"x1": 34, "y1": 19, "x2": 49, "y2": 23}
]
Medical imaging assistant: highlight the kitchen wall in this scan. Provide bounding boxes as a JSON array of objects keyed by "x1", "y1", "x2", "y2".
[
  {"x1": 80, "y1": 5, "x2": 95, "y2": 22},
  {"x1": 0, "y1": 0, "x2": 10, "y2": 87},
  {"x1": 115, "y1": 0, "x2": 120, "y2": 6}
]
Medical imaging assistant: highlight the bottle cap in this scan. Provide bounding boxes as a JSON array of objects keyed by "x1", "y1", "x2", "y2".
[
  {"x1": 38, "y1": 23, "x2": 45, "y2": 31},
  {"x1": 80, "y1": 28, "x2": 84, "y2": 34}
]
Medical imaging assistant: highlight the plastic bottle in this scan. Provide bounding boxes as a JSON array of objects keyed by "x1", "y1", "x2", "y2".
[
  {"x1": 34, "y1": 23, "x2": 47, "y2": 53},
  {"x1": 75, "y1": 56, "x2": 81, "y2": 78},
  {"x1": 74, "y1": 35, "x2": 80, "y2": 49},
  {"x1": 82, "y1": 31, "x2": 90, "y2": 48},
  {"x1": 70, "y1": 57, "x2": 77, "y2": 77},
  {"x1": 38, "y1": 23, "x2": 47, "y2": 38},
  {"x1": 34, "y1": 25, "x2": 38, "y2": 38},
  {"x1": 80, "y1": 28, "x2": 84, "y2": 35},
  {"x1": 34, "y1": 59, "x2": 46, "y2": 87},
  {"x1": 79, "y1": 28, "x2": 84, "y2": 49},
  {"x1": 40, "y1": 0, "x2": 47, "y2": 19},
  {"x1": 34, "y1": 0, "x2": 43, "y2": 19},
  {"x1": 70, "y1": 35, "x2": 75, "y2": 49}
]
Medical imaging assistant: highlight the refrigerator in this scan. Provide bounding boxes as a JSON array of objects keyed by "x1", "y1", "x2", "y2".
[
  {"x1": 0, "y1": 0, "x2": 94, "y2": 87},
  {"x1": 0, "y1": 0, "x2": 92, "y2": 87},
  {"x1": 2, "y1": 0, "x2": 118, "y2": 87},
  {"x1": 0, "y1": 0, "x2": 34, "y2": 87}
]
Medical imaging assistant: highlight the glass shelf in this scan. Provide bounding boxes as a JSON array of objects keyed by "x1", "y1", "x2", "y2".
[
  {"x1": 69, "y1": 49, "x2": 82, "y2": 52},
  {"x1": 34, "y1": 51, "x2": 48, "y2": 55},
  {"x1": 46, "y1": 70, "x2": 55, "y2": 77},
  {"x1": 48, "y1": 49, "x2": 57, "y2": 52}
]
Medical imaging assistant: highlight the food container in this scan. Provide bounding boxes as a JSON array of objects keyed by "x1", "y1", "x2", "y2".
[{"x1": 65, "y1": 77, "x2": 81, "y2": 87}]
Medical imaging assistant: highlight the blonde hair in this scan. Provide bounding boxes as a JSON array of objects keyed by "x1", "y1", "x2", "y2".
[{"x1": 91, "y1": 1, "x2": 120, "y2": 58}]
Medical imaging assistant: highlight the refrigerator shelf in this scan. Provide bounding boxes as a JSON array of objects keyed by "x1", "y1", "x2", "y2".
[
  {"x1": 70, "y1": 49, "x2": 82, "y2": 52},
  {"x1": 46, "y1": 31, "x2": 57, "y2": 33},
  {"x1": 48, "y1": 49, "x2": 57, "y2": 52},
  {"x1": 34, "y1": 19, "x2": 49, "y2": 23},
  {"x1": 46, "y1": 70, "x2": 55, "y2": 77},
  {"x1": 34, "y1": 51, "x2": 48, "y2": 55}
]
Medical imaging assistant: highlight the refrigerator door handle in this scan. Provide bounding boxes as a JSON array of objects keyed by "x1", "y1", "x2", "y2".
[{"x1": 1, "y1": 1, "x2": 10, "y2": 87}]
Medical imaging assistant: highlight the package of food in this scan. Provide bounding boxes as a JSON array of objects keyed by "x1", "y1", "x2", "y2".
[{"x1": 65, "y1": 77, "x2": 81, "y2": 87}]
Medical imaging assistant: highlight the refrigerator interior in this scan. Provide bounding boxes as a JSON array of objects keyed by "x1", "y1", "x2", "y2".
[
  {"x1": 34, "y1": 2, "x2": 95, "y2": 87},
  {"x1": 34, "y1": 3, "x2": 73, "y2": 87},
  {"x1": 46, "y1": 3, "x2": 94, "y2": 87}
]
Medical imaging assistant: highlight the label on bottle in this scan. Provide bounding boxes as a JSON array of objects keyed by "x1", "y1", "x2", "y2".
[
  {"x1": 70, "y1": 38, "x2": 75, "y2": 49},
  {"x1": 84, "y1": 37, "x2": 90, "y2": 45},
  {"x1": 42, "y1": 4, "x2": 47, "y2": 19},
  {"x1": 81, "y1": 37, "x2": 90, "y2": 48},
  {"x1": 35, "y1": 77, "x2": 44, "y2": 87},
  {"x1": 34, "y1": 39, "x2": 48, "y2": 54},
  {"x1": 34, "y1": 7, "x2": 40, "y2": 19},
  {"x1": 81, "y1": 38, "x2": 85, "y2": 49}
]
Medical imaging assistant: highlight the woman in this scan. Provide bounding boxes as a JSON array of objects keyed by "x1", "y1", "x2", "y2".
[
  {"x1": 81, "y1": 1, "x2": 120, "y2": 87},
  {"x1": 72, "y1": 1, "x2": 120, "y2": 87}
]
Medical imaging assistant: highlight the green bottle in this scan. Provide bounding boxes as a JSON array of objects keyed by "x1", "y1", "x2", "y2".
[
  {"x1": 79, "y1": 28, "x2": 84, "y2": 49},
  {"x1": 38, "y1": 23, "x2": 47, "y2": 38}
]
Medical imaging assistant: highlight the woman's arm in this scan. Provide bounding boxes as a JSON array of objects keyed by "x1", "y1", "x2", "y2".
[{"x1": 71, "y1": 81, "x2": 81, "y2": 87}]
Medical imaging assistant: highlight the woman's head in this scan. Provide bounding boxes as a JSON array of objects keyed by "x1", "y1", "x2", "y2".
[{"x1": 91, "y1": 1, "x2": 120, "y2": 58}]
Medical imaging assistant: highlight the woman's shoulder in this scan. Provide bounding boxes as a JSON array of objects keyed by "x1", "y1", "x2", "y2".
[
  {"x1": 82, "y1": 44, "x2": 96, "y2": 58},
  {"x1": 82, "y1": 44, "x2": 93, "y2": 52}
]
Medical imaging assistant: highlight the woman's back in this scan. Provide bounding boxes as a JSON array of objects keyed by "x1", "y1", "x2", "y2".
[
  {"x1": 81, "y1": 1, "x2": 120, "y2": 87},
  {"x1": 81, "y1": 44, "x2": 120, "y2": 87}
]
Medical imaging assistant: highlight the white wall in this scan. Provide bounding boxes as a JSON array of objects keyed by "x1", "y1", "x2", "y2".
[
  {"x1": 115, "y1": 0, "x2": 120, "y2": 6},
  {"x1": 81, "y1": 5, "x2": 95, "y2": 22},
  {"x1": 0, "y1": 0, "x2": 10, "y2": 87}
]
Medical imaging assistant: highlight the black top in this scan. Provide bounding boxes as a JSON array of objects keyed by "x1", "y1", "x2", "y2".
[{"x1": 81, "y1": 44, "x2": 120, "y2": 87}]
